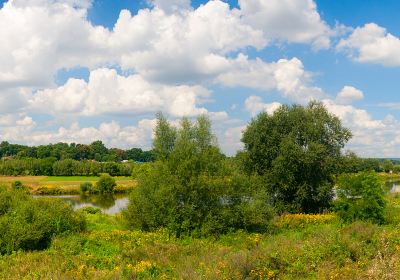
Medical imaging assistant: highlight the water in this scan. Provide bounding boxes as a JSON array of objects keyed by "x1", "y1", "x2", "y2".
[
  {"x1": 386, "y1": 180, "x2": 400, "y2": 193},
  {"x1": 33, "y1": 193, "x2": 129, "y2": 214}
]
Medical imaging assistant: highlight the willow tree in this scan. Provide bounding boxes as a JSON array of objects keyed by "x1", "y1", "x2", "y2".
[{"x1": 125, "y1": 114, "x2": 274, "y2": 237}]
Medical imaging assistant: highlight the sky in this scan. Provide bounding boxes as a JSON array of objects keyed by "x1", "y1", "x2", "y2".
[{"x1": 0, "y1": 0, "x2": 400, "y2": 157}]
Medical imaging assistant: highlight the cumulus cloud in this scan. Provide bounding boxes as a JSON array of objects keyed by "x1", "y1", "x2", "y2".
[
  {"x1": 29, "y1": 68, "x2": 210, "y2": 117},
  {"x1": 0, "y1": 0, "x2": 110, "y2": 90},
  {"x1": 335, "y1": 86, "x2": 364, "y2": 105},
  {"x1": 218, "y1": 55, "x2": 325, "y2": 103},
  {"x1": 239, "y1": 0, "x2": 333, "y2": 49},
  {"x1": 0, "y1": 0, "x2": 337, "y2": 90},
  {"x1": 337, "y1": 23, "x2": 400, "y2": 66},
  {"x1": 0, "y1": 119, "x2": 155, "y2": 149}
]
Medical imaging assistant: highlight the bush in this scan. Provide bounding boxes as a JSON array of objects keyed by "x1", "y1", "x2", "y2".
[
  {"x1": 334, "y1": 172, "x2": 386, "y2": 224},
  {"x1": 80, "y1": 182, "x2": 93, "y2": 194},
  {"x1": 0, "y1": 187, "x2": 86, "y2": 255},
  {"x1": 11, "y1": 180, "x2": 27, "y2": 191},
  {"x1": 96, "y1": 173, "x2": 116, "y2": 194}
]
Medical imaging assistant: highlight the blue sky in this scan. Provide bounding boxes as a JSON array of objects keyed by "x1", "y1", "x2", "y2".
[{"x1": 1, "y1": 0, "x2": 400, "y2": 157}]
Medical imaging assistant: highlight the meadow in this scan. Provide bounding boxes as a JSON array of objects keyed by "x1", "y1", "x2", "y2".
[
  {"x1": 1, "y1": 193, "x2": 400, "y2": 280},
  {"x1": 0, "y1": 175, "x2": 136, "y2": 194}
]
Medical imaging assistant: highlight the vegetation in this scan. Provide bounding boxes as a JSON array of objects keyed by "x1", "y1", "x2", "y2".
[
  {"x1": 0, "y1": 176, "x2": 135, "y2": 195},
  {"x1": 2, "y1": 208, "x2": 400, "y2": 279},
  {"x1": 335, "y1": 172, "x2": 386, "y2": 224},
  {"x1": 0, "y1": 140, "x2": 155, "y2": 162},
  {"x1": 96, "y1": 174, "x2": 117, "y2": 194},
  {"x1": 125, "y1": 114, "x2": 274, "y2": 237},
  {"x1": 0, "y1": 158, "x2": 135, "y2": 176},
  {"x1": 1, "y1": 103, "x2": 400, "y2": 278},
  {"x1": 0, "y1": 187, "x2": 85, "y2": 255},
  {"x1": 80, "y1": 182, "x2": 94, "y2": 194},
  {"x1": 241, "y1": 101, "x2": 352, "y2": 213}
]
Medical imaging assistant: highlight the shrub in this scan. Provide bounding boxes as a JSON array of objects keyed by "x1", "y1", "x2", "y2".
[
  {"x1": 0, "y1": 188, "x2": 86, "y2": 255},
  {"x1": 80, "y1": 181, "x2": 93, "y2": 194},
  {"x1": 96, "y1": 173, "x2": 116, "y2": 194},
  {"x1": 11, "y1": 180, "x2": 27, "y2": 191},
  {"x1": 79, "y1": 206, "x2": 101, "y2": 214},
  {"x1": 334, "y1": 172, "x2": 386, "y2": 224}
]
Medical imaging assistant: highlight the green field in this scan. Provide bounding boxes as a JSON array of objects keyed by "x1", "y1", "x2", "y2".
[
  {"x1": 0, "y1": 176, "x2": 136, "y2": 194},
  {"x1": 42, "y1": 176, "x2": 132, "y2": 182}
]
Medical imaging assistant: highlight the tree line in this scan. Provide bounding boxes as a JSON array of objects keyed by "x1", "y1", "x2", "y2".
[
  {"x1": 0, "y1": 140, "x2": 155, "y2": 162},
  {"x1": 0, "y1": 158, "x2": 134, "y2": 176}
]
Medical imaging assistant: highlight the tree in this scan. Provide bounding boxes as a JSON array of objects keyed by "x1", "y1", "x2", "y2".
[
  {"x1": 241, "y1": 101, "x2": 352, "y2": 213},
  {"x1": 382, "y1": 159, "x2": 394, "y2": 173},
  {"x1": 152, "y1": 112, "x2": 177, "y2": 160},
  {"x1": 334, "y1": 172, "x2": 386, "y2": 224},
  {"x1": 124, "y1": 114, "x2": 274, "y2": 237}
]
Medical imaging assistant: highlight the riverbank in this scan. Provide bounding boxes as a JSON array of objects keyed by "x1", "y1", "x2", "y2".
[{"x1": 0, "y1": 176, "x2": 136, "y2": 194}]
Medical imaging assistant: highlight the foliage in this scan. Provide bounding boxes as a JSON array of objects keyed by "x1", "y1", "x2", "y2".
[
  {"x1": 382, "y1": 159, "x2": 394, "y2": 173},
  {"x1": 274, "y1": 213, "x2": 337, "y2": 229},
  {"x1": 131, "y1": 162, "x2": 153, "y2": 180},
  {"x1": 80, "y1": 182, "x2": 93, "y2": 194},
  {"x1": 11, "y1": 180, "x2": 27, "y2": 191},
  {"x1": 96, "y1": 174, "x2": 116, "y2": 194},
  {"x1": 0, "y1": 158, "x2": 134, "y2": 176},
  {"x1": 335, "y1": 172, "x2": 386, "y2": 224},
  {"x1": 241, "y1": 101, "x2": 352, "y2": 213},
  {"x1": 0, "y1": 187, "x2": 85, "y2": 255},
  {"x1": 125, "y1": 114, "x2": 274, "y2": 237},
  {"x1": 2, "y1": 209, "x2": 400, "y2": 279},
  {"x1": 0, "y1": 140, "x2": 155, "y2": 163}
]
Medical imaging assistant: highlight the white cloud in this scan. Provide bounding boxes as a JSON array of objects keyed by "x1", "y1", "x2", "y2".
[
  {"x1": 0, "y1": 0, "x2": 109, "y2": 89},
  {"x1": 335, "y1": 86, "x2": 364, "y2": 105},
  {"x1": 245, "y1": 96, "x2": 281, "y2": 117},
  {"x1": 239, "y1": 0, "x2": 333, "y2": 49},
  {"x1": 115, "y1": 1, "x2": 266, "y2": 83},
  {"x1": 218, "y1": 55, "x2": 325, "y2": 103},
  {"x1": 0, "y1": 0, "x2": 336, "y2": 91},
  {"x1": 337, "y1": 23, "x2": 400, "y2": 66},
  {"x1": 1, "y1": 119, "x2": 155, "y2": 149},
  {"x1": 29, "y1": 68, "x2": 210, "y2": 117}
]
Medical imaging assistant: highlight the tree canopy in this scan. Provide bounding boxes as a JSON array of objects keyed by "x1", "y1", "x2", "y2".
[{"x1": 241, "y1": 101, "x2": 352, "y2": 213}]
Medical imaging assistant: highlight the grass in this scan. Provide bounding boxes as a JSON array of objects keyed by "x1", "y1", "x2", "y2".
[
  {"x1": 42, "y1": 176, "x2": 132, "y2": 182},
  {"x1": 0, "y1": 176, "x2": 136, "y2": 194},
  {"x1": 2, "y1": 206, "x2": 400, "y2": 279}
]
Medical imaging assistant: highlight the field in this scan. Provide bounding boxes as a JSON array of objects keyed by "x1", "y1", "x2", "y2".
[
  {"x1": 0, "y1": 176, "x2": 136, "y2": 194},
  {"x1": 1, "y1": 195, "x2": 400, "y2": 279}
]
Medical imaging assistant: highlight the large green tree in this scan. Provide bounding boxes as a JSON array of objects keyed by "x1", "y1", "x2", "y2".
[{"x1": 241, "y1": 101, "x2": 352, "y2": 213}]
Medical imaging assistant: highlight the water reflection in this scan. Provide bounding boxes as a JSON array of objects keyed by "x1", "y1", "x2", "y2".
[
  {"x1": 33, "y1": 193, "x2": 129, "y2": 214},
  {"x1": 386, "y1": 180, "x2": 400, "y2": 193}
]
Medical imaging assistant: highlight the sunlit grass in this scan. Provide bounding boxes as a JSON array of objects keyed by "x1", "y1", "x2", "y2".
[{"x1": 0, "y1": 175, "x2": 136, "y2": 194}]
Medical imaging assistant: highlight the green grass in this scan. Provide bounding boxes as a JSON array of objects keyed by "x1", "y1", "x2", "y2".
[
  {"x1": 42, "y1": 176, "x2": 132, "y2": 182},
  {"x1": 1, "y1": 207, "x2": 400, "y2": 279},
  {"x1": 1, "y1": 187, "x2": 400, "y2": 279},
  {"x1": 0, "y1": 176, "x2": 136, "y2": 194}
]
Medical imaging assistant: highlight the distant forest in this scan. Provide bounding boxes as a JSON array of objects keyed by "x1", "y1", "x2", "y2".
[{"x1": 0, "y1": 141, "x2": 155, "y2": 163}]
